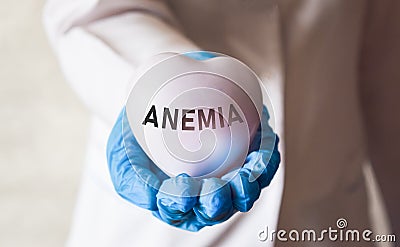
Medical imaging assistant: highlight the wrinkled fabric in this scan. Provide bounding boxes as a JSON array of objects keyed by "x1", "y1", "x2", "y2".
[{"x1": 107, "y1": 103, "x2": 280, "y2": 231}]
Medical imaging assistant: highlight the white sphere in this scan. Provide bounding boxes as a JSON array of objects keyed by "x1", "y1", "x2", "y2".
[{"x1": 125, "y1": 52, "x2": 263, "y2": 178}]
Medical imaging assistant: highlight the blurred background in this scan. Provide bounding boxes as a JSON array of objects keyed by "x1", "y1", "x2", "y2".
[{"x1": 0, "y1": 0, "x2": 89, "y2": 246}]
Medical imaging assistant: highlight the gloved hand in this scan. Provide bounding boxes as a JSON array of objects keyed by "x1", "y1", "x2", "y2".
[{"x1": 106, "y1": 52, "x2": 281, "y2": 232}]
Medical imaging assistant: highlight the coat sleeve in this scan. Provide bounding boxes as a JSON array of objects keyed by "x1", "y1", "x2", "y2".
[{"x1": 43, "y1": 0, "x2": 199, "y2": 124}]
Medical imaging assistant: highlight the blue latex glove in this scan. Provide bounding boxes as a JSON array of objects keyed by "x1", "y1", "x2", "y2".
[{"x1": 106, "y1": 52, "x2": 281, "y2": 232}]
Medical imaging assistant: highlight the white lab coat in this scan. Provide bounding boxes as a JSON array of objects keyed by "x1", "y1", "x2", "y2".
[{"x1": 43, "y1": 0, "x2": 400, "y2": 246}]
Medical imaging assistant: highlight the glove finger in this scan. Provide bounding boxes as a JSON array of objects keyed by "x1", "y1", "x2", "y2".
[
  {"x1": 156, "y1": 174, "x2": 201, "y2": 223},
  {"x1": 193, "y1": 178, "x2": 234, "y2": 225},
  {"x1": 107, "y1": 109, "x2": 161, "y2": 210},
  {"x1": 247, "y1": 105, "x2": 278, "y2": 181},
  {"x1": 256, "y1": 144, "x2": 281, "y2": 189},
  {"x1": 152, "y1": 210, "x2": 205, "y2": 232},
  {"x1": 244, "y1": 151, "x2": 267, "y2": 182},
  {"x1": 224, "y1": 168, "x2": 261, "y2": 212}
]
